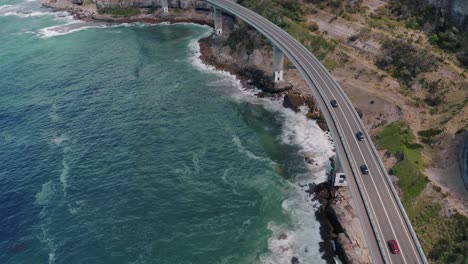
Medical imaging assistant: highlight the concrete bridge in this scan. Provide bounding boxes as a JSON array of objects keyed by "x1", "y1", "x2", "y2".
[{"x1": 205, "y1": 0, "x2": 428, "y2": 263}]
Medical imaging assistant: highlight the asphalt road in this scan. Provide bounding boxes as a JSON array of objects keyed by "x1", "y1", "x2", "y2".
[{"x1": 206, "y1": 1, "x2": 428, "y2": 263}]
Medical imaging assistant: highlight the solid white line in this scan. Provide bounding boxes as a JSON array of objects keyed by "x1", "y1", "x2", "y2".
[
  {"x1": 219, "y1": 6, "x2": 392, "y2": 261},
  {"x1": 255, "y1": 16, "x2": 421, "y2": 262},
  {"x1": 297, "y1": 40, "x2": 421, "y2": 262},
  {"x1": 279, "y1": 42, "x2": 412, "y2": 263},
  {"x1": 206, "y1": 2, "x2": 427, "y2": 262}
]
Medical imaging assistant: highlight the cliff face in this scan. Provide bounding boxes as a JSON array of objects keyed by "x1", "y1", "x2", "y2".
[
  {"x1": 428, "y1": 0, "x2": 468, "y2": 25},
  {"x1": 395, "y1": 0, "x2": 468, "y2": 29},
  {"x1": 94, "y1": 0, "x2": 210, "y2": 10}
]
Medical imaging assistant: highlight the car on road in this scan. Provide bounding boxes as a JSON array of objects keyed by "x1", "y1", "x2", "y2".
[
  {"x1": 356, "y1": 132, "x2": 364, "y2": 141},
  {"x1": 330, "y1": 99, "x2": 338, "y2": 108},
  {"x1": 387, "y1": 240, "x2": 400, "y2": 254},
  {"x1": 360, "y1": 164, "x2": 369, "y2": 175}
]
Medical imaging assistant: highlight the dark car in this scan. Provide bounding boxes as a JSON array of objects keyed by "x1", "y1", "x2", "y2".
[
  {"x1": 330, "y1": 100, "x2": 338, "y2": 108},
  {"x1": 356, "y1": 132, "x2": 364, "y2": 141},
  {"x1": 360, "y1": 164, "x2": 369, "y2": 175},
  {"x1": 387, "y1": 240, "x2": 400, "y2": 254}
]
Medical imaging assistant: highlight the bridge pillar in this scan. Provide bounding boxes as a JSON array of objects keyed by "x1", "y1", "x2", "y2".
[
  {"x1": 214, "y1": 8, "x2": 223, "y2": 36},
  {"x1": 333, "y1": 156, "x2": 348, "y2": 187},
  {"x1": 161, "y1": 0, "x2": 168, "y2": 14},
  {"x1": 272, "y1": 45, "x2": 284, "y2": 82}
]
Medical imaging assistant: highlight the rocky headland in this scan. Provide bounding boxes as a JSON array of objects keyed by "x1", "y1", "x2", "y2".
[{"x1": 40, "y1": 0, "x2": 369, "y2": 263}]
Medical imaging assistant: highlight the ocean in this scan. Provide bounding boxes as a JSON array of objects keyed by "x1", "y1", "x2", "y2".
[{"x1": 0, "y1": 1, "x2": 335, "y2": 263}]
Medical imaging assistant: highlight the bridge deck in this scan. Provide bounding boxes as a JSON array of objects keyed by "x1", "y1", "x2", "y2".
[{"x1": 206, "y1": 1, "x2": 428, "y2": 263}]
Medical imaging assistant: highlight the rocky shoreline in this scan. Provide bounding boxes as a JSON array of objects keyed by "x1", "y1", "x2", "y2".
[{"x1": 40, "y1": 1, "x2": 371, "y2": 262}]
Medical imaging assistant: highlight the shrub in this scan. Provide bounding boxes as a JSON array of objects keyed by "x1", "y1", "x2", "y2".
[
  {"x1": 377, "y1": 39, "x2": 438, "y2": 84},
  {"x1": 99, "y1": 7, "x2": 140, "y2": 17},
  {"x1": 307, "y1": 20, "x2": 319, "y2": 32},
  {"x1": 428, "y1": 34, "x2": 439, "y2": 45}
]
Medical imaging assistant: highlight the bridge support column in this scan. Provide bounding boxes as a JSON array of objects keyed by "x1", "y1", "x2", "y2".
[
  {"x1": 161, "y1": 0, "x2": 168, "y2": 14},
  {"x1": 272, "y1": 45, "x2": 284, "y2": 82},
  {"x1": 333, "y1": 156, "x2": 348, "y2": 187},
  {"x1": 214, "y1": 8, "x2": 223, "y2": 36}
]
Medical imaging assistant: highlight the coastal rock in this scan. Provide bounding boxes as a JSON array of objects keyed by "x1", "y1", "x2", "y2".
[
  {"x1": 330, "y1": 187, "x2": 372, "y2": 263},
  {"x1": 283, "y1": 91, "x2": 305, "y2": 112},
  {"x1": 271, "y1": 81, "x2": 293, "y2": 93}
]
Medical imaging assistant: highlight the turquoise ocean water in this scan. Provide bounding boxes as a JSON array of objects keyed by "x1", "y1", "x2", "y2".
[{"x1": 0, "y1": 1, "x2": 335, "y2": 263}]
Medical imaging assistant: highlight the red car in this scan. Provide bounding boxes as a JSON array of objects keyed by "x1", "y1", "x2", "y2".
[{"x1": 388, "y1": 240, "x2": 400, "y2": 254}]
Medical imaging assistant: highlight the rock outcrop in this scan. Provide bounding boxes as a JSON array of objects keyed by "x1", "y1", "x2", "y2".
[
  {"x1": 94, "y1": 0, "x2": 211, "y2": 10},
  {"x1": 395, "y1": 0, "x2": 468, "y2": 29},
  {"x1": 39, "y1": 1, "x2": 368, "y2": 262}
]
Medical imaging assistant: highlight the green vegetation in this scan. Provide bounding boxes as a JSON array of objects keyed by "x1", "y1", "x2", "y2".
[
  {"x1": 306, "y1": 20, "x2": 319, "y2": 32},
  {"x1": 412, "y1": 197, "x2": 468, "y2": 264},
  {"x1": 238, "y1": 0, "x2": 304, "y2": 24},
  {"x1": 420, "y1": 79, "x2": 448, "y2": 108},
  {"x1": 322, "y1": 56, "x2": 337, "y2": 71},
  {"x1": 282, "y1": 17, "x2": 337, "y2": 60},
  {"x1": 98, "y1": 7, "x2": 140, "y2": 17},
  {"x1": 374, "y1": 121, "x2": 427, "y2": 205},
  {"x1": 377, "y1": 39, "x2": 438, "y2": 84},
  {"x1": 225, "y1": 24, "x2": 262, "y2": 57},
  {"x1": 374, "y1": 121, "x2": 468, "y2": 263},
  {"x1": 417, "y1": 128, "x2": 443, "y2": 144},
  {"x1": 238, "y1": 0, "x2": 337, "y2": 60},
  {"x1": 306, "y1": 0, "x2": 367, "y2": 19},
  {"x1": 384, "y1": 0, "x2": 468, "y2": 67}
]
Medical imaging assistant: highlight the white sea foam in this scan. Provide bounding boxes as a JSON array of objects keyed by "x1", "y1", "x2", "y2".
[
  {"x1": 232, "y1": 135, "x2": 272, "y2": 162},
  {"x1": 38, "y1": 227, "x2": 56, "y2": 264},
  {"x1": 60, "y1": 159, "x2": 69, "y2": 194},
  {"x1": 67, "y1": 200, "x2": 84, "y2": 214},
  {"x1": 38, "y1": 22, "x2": 106, "y2": 38},
  {"x1": 37, "y1": 21, "x2": 159, "y2": 38},
  {"x1": 261, "y1": 183, "x2": 327, "y2": 264},
  {"x1": 1, "y1": 11, "x2": 50, "y2": 17},
  {"x1": 0, "y1": 5, "x2": 13, "y2": 11},
  {"x1": 35, "y1": 181, "x2": 55, "y2": 205},
  {"x1": 0, "y1": 7, "x2": 70, "y2": 19},
  {"x1": 52, "y1": 134, "x2": 68, "y2": 146},
  {"x1": 189, "y1": 32, "x2": 336, "y2": 262}
]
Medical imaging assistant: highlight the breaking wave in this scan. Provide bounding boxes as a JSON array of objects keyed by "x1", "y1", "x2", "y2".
[{"x1": 189, "y1": 33, "x2": 335, "y2": 263}]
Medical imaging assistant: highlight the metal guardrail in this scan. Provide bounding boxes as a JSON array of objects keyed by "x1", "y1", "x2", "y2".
[
  {"x1": 461, "y1": 136, "x2": 468, "y2": 191},
  {"x1": 206, "y1": 1, "x2": 428, "y2": 262},
  {"x1": 205, "y1": 1, "x2": 387, "y2": 262}
]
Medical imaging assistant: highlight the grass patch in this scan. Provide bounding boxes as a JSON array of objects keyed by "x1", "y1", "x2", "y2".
[
  {"x1": 411, "y1": 196, "x2": 468, "y2": 264},
  {"x1": 374, "y1": 121, "x2": 468, "y2": 263},
  {"x1": 391, "y1": 159, "x2": 428, "y2": 208},
  {"x1": 281, "y1": 17, "x2": 337, "y2": 60},
  {"x1": 99, "y1": 7, "x2": 140, "y2": 17},
  {"x1": 322, "y1": 56, "x2": 337, "y2": 71},
  {"x1": 374, "y1": 121, "x2": 427, "y2": 204}
]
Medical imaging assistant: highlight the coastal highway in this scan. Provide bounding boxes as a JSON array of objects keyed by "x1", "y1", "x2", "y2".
[{"x1": 206, "y1": 0, "x2": 428, "y2": 263}]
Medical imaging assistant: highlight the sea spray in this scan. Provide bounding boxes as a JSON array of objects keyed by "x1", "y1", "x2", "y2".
[
  {"x1": 1, "y1": 9, "x2": 334, "y2": 263},
  {"x1": 189, "y1": 34, "x2": 335, "y2": 263}
]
